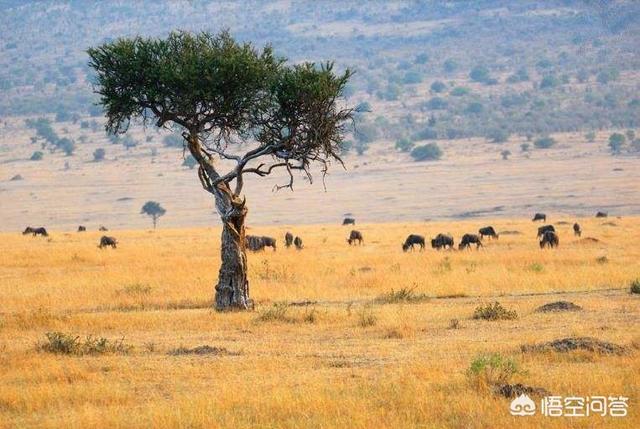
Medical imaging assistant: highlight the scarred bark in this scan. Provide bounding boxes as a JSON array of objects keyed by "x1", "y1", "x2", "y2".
[
  {"x1": 213, "y1": 186, "x2": 252, "y2": 310},
  {"x1": 187, "y1": 131, "x2": 252, "y2": 311}
]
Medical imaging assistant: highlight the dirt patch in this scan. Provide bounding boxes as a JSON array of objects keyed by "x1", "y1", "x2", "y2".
[
  {"x1": 576, "y1": 237, "x2": 601, "y2": 244},
  {"x1": 494, "y1": 383, "x2": 550, "y2": 399},
  {"x1": 168, "y1": 345, "x2": 240, "y2": 356},
  {"x1": 535, "y1": 301, "x2": 582, "y2": 313},
  {"x1": 498, "y1": 230, "x2": 521, "y2": 235},
  {"x1": 521, "y1": 337, "x2": 628, "y2": 355}
]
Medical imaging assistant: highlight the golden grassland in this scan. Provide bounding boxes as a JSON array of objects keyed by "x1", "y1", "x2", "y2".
[{"x1": 0, "y1": 217, "x2": 639, "y2": 428}]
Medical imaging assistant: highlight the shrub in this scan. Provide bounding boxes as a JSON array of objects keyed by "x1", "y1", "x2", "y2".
[
  {"x1": 585, "y1": 131, "x2": 596, "y2": 142},
  {"x1": 473, "y1": 302, "x2": 518, "y2": 320},
  {"x1": 163, "y1": 134, "x2": 183, "y2": 148},
  {"x1": 93, "y1": 148, "x2": 105, "y2": 162},
  {"x1": 255, "y1": 303, "x2": 291, "y2": 323},
  {"x1": 486, "y1": 128, "x2": 509, "y2": 143},
  {"x1": 30, "y1": 151, "x2": 43, "y2": 161},
  {"x1": 465, "y1": 102, "x2": 484, "y2": 114},
  {"x1": 467, "y1": 353, "x2": 520, "y2": 389},
  {"x1": 403, "y1": 71, "x2": 422, "y2": 84},
  {"x1": 358, "y1": 305, "x2": 377, "y2": 327},
  {"x1": 414, "y1": 53, "x2": 429, "y2": 64},
  {"x1": 425, "y1": 97, "x2": 448, "y2": 110},
  {"x1": 539, "y1": 75, "x2": 559, "y2": 89},
  {"x1": 520, "y1": 143, "x2": 530, "y2": 152},
  {"x1": 469, "y1": 65, "x2": 491, "y2": 83},
  {"x1": 414, "y1": 127, "x2": 438, "y2": 140},
  {"x1": 57, "y1": 138, "x2": 76, "y2": 156},
  {"x1": 608, "y1": 133, "x2": 625, "y2": 154},
  {"x1": 411, "y1": 143, "x2": 442, "y2": 161},
  {"x1": 395, "y1": 138, "x2": 414, "y2": 152},
  {"x1": 182, "y1": 155, "x2": 197, "y2": 169},
  {"x1": 375, "y1": 287, "x2": 429, "y2": 304},
  {"x1": 443, "y1": 59, "x2": 458, "y2": 73},
  {"x1": 451, "y1": 86, "x2": 470, "y2": 96},
  {"x1": 37, "y1": 332, "x2": 131, "y2": 355},
  {"x1": 430, "y1": 80, "x2": 446, "y2": 93},
  {"x1": 534, "y1": 137, "x2": 556, "y2": 149},
  {"x1": 501, "y1": 150, "x2": 511, "y2": 160},
  {"x1": 631, "y1": 279, "x2": 640, "y2": 294}
]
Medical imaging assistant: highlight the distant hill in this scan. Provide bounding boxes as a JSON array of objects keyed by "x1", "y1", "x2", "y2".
[{"x1": 0, "y1": 0, "x2": 639, "y2": 147}]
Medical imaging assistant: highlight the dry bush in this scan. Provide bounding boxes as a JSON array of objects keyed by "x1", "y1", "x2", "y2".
[
  {"x1": 374, "y1": 287, "x2": 429, "y2": 304},
  {"x1": 37, "y1": 332, "x2": 131, "y2": 356},
  {"x1": 472, "y1": 302, "x2": 518, "y2": 321}
]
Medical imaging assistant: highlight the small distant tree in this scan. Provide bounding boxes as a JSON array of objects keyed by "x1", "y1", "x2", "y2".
[
  {"x1": 520, "y1": 143, "x2": 530, "y2": 152},
  {"x1": 430, "y1": 81, "x2": 446, "y2": 93},
  {"x1": 539, "y1": 75, "x2": 559, "y2": 89},
  {"x1": 585, "y1": 131, "x2": 596, "y2": 142},
  {"x1": 410, "y1": 143, "x2": 442, "y2": 161},
  {"x1": 534, "y1": 136, "x2": 556, "y2": 149},
  {"x1": 630, "y1": 139, "x2": 640, "y2": 152},
  {"x1": 182, "y1": 154, "x2": 198, "y2": 169},
  {"x1": 30, "y1": 151, "x2": 43, "y2": 161},
  {"x1": 443, "y1": 59, "x2": 458, "y2": 74},
  {"x1": 57, "y1": 137, "x2": 76, "y2": 156},
  {"x1": 465, "y1": 102, "x2": 484, "y2": 115},
  {"x1": 415, "y1": 53, "x2": 429, "y2": 64},
  {"x1": 141, "y1": 201, "x2": 166, "y2": 229},
  {"x1": 425, "y1": 97, "x2": 447, "y2": 110},
  {"x1": 122, "y1": 135, "x2": 137, "y2": 150},
  {"x1": 501, "y1": 150, "x2": 511, "y2": 160},
  {"x1": 469, "y1": 65, "x2": 491, "y2": 83},
  {"x1": 403, "y1": 71, "x2": 422, "y2": 84},
  {"x1": 608, "y1": 133, "x2": 625, "y2": 154},
  {"x1": 395, "y1": 138, "x2": 414, "y2": 152},
  {"x1": 451, "y1": 86, "x2": 470, "y2": 96},
  {"x1": 486, "y1": 128, "x2": 510, "y2": 143},
  {"x1": 626, "y1": 130, "x2": 635, "y2": 141},
  {"x1": 93, "y1": 148, "x2": 106, "y2": 162}
]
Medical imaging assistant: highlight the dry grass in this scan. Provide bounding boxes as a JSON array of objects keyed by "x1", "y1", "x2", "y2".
[{"x1": 0, "y1": 217, "x2": 639, "y2": 428}]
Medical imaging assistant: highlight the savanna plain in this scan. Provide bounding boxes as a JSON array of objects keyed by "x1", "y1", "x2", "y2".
[{"x1": 1, "y1": 217, "x2": 639, "y2": 428}]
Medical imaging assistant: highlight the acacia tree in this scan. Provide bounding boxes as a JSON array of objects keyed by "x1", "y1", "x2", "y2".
[
  {"x1": 141, "y1": 201, "x2": 166, "y2": 229},
  {"x1": 88, "y1": 31, "x2": 353, "y2": 311}
]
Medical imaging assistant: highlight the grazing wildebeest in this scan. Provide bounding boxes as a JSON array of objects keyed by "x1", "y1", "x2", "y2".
[
  {"x1": 402, "y1": 234, "x2": 425, "y2": 252},
  {"x1": 98, "y1": 236, "x2": 117, "y2": 249},
  {"x1": 595, "y1": 211, "x2": 608, "y2": 218},
  {"x1": 537, "y1": 224, "x2": 555, "y2": 238},
  {"x1": 342, "y1": 217, "x2": 356, "y2": 225},
  {"x1": 573, "y1": 223, "x2": 581, "y2": 237},
  {"x1": 431, "y1": 233, "x2": 454, "y2": 250},
  {"x1": 245, "y1": 235, "x2": 277, "y2": 251},
  {"x1": 347, "y1": 230, "x2": 363, "y2": 245},
  {"x1": 294, "y1": 236, "x2": 303, "y2": 250},
  {"x1": 478, "y1": 226, "x2": 499, "y2": 240},
  {"x1": 99, "y1": 226, "x2": 108, "y2": 231},
  {"x1": 532, "y1": 213, "x2": 546, "y2": 222},
  {"x1": 539, "y1": 230, "x2": 559, "y2": 249},
  {"x1": 77, "y1": 225, "x2": 86, "y2": 232},
  {"x1": 458, "y1": 234, "x2": 483, "y2": 250},
  {"x1": 285, "y1": 232, "x2": 294, "y2": 248},
  {"x1": 23, "y1": 226, "x2": 48, "y2": 237}
]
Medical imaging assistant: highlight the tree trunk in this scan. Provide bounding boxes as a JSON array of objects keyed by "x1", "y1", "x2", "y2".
[
  {"x1": 152, "y1": 216, "x2": 157, "y2": 229},
  {"x1": 213, "y1": 188, "x2": 252, "y2": 311}
]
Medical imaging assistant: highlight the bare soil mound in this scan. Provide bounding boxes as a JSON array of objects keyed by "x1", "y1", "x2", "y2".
[
  {"x1": 168, "y1": 345, "x2": 240, "y2": 356},
  {"x1": 521, "y1": 337, "x2": 628, "y2": 355},
  {"x1": 535, "y1": 301, "x2": 582, "y2": 313}
]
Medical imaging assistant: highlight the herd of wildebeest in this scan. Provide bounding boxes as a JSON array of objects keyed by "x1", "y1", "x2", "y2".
[{"x1": 20, "y1": 211, "x2": 610, "y2": 252}]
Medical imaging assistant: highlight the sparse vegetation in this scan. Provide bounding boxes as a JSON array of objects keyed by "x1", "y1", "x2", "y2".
[
  {"x1": 631, "y1": 279, "x2": 640, "y2": 294},
  {"x1": 473, "y1": 302, "x2": 518, "y2": 321},
  {"x1": 93, "y1": 148, "x2": 105, "y2": 162},
  {"x1": 534, "y1": 136, "x2": 556, "y2": 149},
  {"x1": 467, "y1": 353, "x2": 520, "y2": 389},
  {"x1": 410, "y1": 143, "x2": 442, "y2": 161},
  {"x1": 37, "y1": 332, "x2": 131, "y2": 356},
  {"x1": 374, "y1": 287, "x2": 429, "y2": 304}
]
